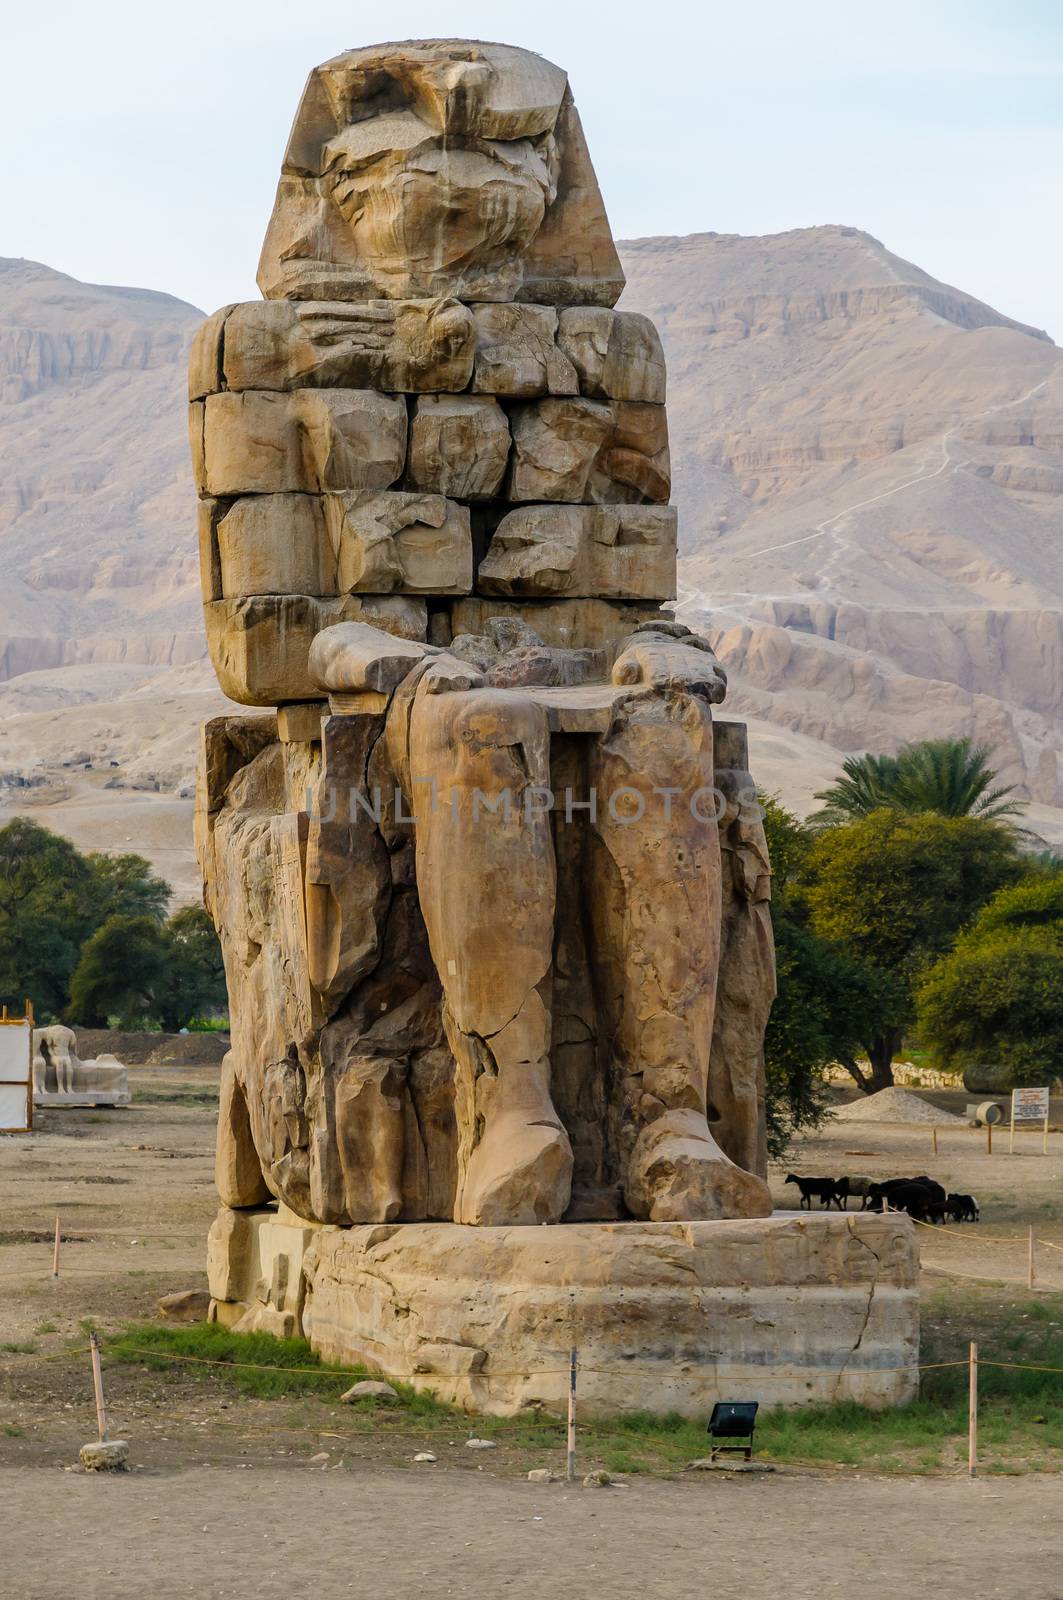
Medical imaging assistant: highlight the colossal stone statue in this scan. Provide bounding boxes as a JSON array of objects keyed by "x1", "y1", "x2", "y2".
[
  {"x1": 194, "y1": 41, "x2": 921, "y2": 1418},
  {"x1": 192, "y1": 38, "x2": 775, "y2": 1234}
]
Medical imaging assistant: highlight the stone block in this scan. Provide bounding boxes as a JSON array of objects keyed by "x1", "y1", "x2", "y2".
[
  {"x1": 197, "y1": 500, "x2": 223, "y2": 602},
  {"x1": 197, "y1": 714, "x2": 279, "y2": 816},
  {"x1": 591, "y1": 400, "x2": 671, "y2": 503},
  {"x1": 204, "y1": 593, "x2": 427, "y2": 706},
  {"x1": 508, "y1": 397, "x2": 670, "y2": 504},
  {"x1": 558, "y1": 308, "x2": 666, "y2": 403},
  {"x1": 219, "y1": 298, "x2": 476, "y2": 394},
  {"x1": 450, "y1": 596, "x2": 661, "y2": 652},
  {"x1": 199, "y1": 391, "x2": 303, "y2": 495},
  {"x1": 323, "y1": 491, "x2": 472, "y2": 595},
  {"x1": 507, "y1": 397, "x2": 612, "y2": 502},
  {"x1": 297, "y1": 389, "x2": 408, "y2": 492},
  {"x1": 198, "y1": 390, "x2": 406, "y2": 497},
  {"x1": 406, "y1": 396, "x2": 510, "y2": 500},
  {"x1": 277, "y1": 702, "x2": 326, "y2": 743},
  {"x1": 471, "y1": 304, "x2": 578, "y2": 398},
  {"x1": 188, "y1": 305, "x2": 233, "y2": 400},
  {"x1": 199, "y1": 1212, "x2": 927, "y2": 1417},
  {"x1": 206, "y1": 1206, "x2": 257, "y2": 1302},
  {"x1": 216, "y1": 494, "x2": 333, "y2": 598},
  {"x1": 478, "y1": 504, "x2": 677, "y2": 599}
]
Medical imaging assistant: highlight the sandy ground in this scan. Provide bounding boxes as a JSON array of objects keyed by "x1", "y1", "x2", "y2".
[
  {"x1": 3, "y1": 1464, "x2": 1062, "y2": 1600},
  {"x1": 4, "y1": 1072, "x2": 1063, "y2": 1596},
  {"x1": 781, "y1": 1087, "x2": 1063, "y2": 1293}
]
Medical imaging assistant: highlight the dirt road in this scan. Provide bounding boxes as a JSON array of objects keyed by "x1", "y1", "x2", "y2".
[
  {"x1": 4, "y1": 1463, "x2": 1061, "y2": 1600},
  {"x1": 4, "y1": 1070, "x2": 1063, "y2": 1597}
]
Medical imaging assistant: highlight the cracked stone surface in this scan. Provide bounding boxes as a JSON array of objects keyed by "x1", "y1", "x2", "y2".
[{"x1": 209, "y1": 1209, "x2": 920, "y2": 1416}]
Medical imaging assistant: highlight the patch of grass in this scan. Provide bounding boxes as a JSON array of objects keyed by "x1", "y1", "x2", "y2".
[
  {"x1": 0, "y1": 1342, "x2": 36, "y2": 1355},
  {"x1": 98, "y1": 1286, "x2": 1063, "y2": 1476},
  {"x1": 105, "y1": 1322, "x2": 449, "y2": 1409},
  {"x1": 133, "y1": 1090, "x2": 219, "y2": 1107},
  {"x1": 3, "y1": 1424, "x2": 24, "y2": 1437},
  {"x1": 33, "y1": 1320, "x2": 57, "y2": 1336}
]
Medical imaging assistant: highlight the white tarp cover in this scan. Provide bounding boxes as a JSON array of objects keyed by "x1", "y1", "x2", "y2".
[{"x1": 0, "y1": 1022, "x2": 31, "y2": 1129}]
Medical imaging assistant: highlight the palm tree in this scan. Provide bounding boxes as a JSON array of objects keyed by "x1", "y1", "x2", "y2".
[
  {"x1": 809, "y1": 751, "x2": 903, "y2": 828},
  {"x1": 811, "y1": 738, "x2": 1027, "y2": 828}
]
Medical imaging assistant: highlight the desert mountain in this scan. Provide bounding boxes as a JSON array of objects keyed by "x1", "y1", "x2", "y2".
[
  {"x1": 617, "y1": 227, "x2": 1063, "y2": 837},
  {"x1": 0, "y1": 258, "x2": 230, "y2": 898},
  {"x1": 1, "y1": 231, "x2": 1062, "y2": 901}
]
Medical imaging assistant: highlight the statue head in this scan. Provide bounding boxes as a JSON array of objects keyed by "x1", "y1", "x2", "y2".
[{"x1": 258, "y1": 40, "x2": 624, "y2": 307}]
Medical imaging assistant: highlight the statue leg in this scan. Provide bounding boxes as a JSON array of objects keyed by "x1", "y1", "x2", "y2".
[
  {"x1": 588, "y1": 691, "x2": 772, "y2": 1222},
  {"x1": 407, "y1": 685, "x2": 572, "y2": 1225}
]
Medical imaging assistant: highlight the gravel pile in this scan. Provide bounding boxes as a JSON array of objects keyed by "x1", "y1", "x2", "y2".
[{"x1": 832, "y1": 1086, "x2": 965, "y2": 1125}]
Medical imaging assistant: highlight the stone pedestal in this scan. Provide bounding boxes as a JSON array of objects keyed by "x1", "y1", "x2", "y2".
[{"x1": 207, "y1": 1207, "x2": 919, "y2": 1417}]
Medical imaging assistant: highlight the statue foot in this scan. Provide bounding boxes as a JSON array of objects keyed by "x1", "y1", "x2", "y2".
[
  {"x1": 458, "y1": 1112, "x2": 574, "y2": 1227},
  {"x1": 626, "y1": 1110, "x2": 773, "y2": 1222}
]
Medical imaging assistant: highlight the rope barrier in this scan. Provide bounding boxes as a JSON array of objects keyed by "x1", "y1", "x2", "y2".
[
  {"x1": 920, "y1": 1259, "x2": 1063, "y2": 1291},
  {"x1": 87, "y1": 1339, "x2": 973, "y2": 1382}
]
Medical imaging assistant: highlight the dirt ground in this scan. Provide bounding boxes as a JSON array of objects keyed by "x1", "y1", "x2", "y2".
[
  {"x1": 3, "y1": 1069, "x2": 1063, "y2": 1598},
  {"x1": 3, "y1": 1464, "x2": 1062, "y2": 1600}
]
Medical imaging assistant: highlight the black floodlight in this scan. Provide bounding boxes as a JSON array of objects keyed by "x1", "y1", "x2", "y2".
[{"x1": 707, "y1": 1400, "x2": 759, "y2": 1461}]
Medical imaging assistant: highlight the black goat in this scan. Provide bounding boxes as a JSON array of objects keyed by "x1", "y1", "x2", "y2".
[
  {"x1": 784, "y1": 1174, "x2": 845, "y2": 1210},
  {"x1": 866, "y1": 1177, "x2": 946, "y2": 1223},
  {"x1": 945, "y1": 1193, "x2": 980, "y2": 1223}
]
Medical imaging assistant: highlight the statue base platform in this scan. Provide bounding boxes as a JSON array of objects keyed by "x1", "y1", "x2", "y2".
[
  {"x1": 34, "y1": 1083, "x2": 131, "y2": 1108},
  {"x1": 207, "y1": 1207, "x2": 919, "y2": 1416}
]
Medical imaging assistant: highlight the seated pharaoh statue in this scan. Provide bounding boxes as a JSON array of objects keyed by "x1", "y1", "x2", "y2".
[{"x1": 192, "y1": 39, "x2": 775, "y2": 1234}]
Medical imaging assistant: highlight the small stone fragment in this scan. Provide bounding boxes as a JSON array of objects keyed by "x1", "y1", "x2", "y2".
[
  {"x1": 79, "y1": 1440, "x2": 129, "y2": 1472},
  {"x1": 157, "y1": 1289, "x2": 211, "y2": 1323},
  {"x1": 340, "y1": 1380, "x2": 399, "y2": 1404},
  {"x1": 582, "y1": 1469, "x2": 612, "y2": 1487},
  {"x1": 308, "y1": 1451, "x2": 330, "y2": 1466},
  {"x1": 527, "y1": 1468, "x2": 557, "y2": 1482},
  {"x1": 413, "y1": 1451, "x2": 437, "y2": 1462},
  {"x1": 464, "y1": 1437, "x2": 496, "y2": 1449}
]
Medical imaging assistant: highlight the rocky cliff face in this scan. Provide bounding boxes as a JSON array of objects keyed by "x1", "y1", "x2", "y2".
[
  {"x1": 617, "y1": 227, "x2": 1063, "y2": 829},
  {"x1": 0, "y1": 260, "x2": 232, "y2": 894},
  {"x1": 2, "y1": 233, "x2": 1062, "y2": 888}
]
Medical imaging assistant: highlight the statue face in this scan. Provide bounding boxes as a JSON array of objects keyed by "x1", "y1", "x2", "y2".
[
  {"x1": 322, "y1": 112, "x2": 557, "y2": 297},
  {"x1": 258, "y1": 40, "x2": 626, "y2": 307}
]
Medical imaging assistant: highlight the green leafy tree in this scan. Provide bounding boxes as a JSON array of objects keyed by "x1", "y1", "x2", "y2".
[
  {"x1": 155, "y1": 907, "x2": 228, "y2": 1031},
  {"x1": 916, "y1": 874, "x2": 1063, "y2": 1088},
  {"x1": 0, "y1": 819, "x2": 176, "y2": 1021},
  {"x1": 85, "y1": 851, "x2": 170, "y2": 925},
  {"x1": 802, "y1": 809, "x2": 1021, "y2": 1090},
  {"x1": 0, "y1": 819, "x2": 100, "y2": 1017},
  {"x1": 812, "y1": 737, "x2": 1026, "y2": 828},
  {"x1": 67, "y1": 905, "x2": 227, "y2": 1031},
  {"x1": 68, "y1": 914, "x2": 169, "y2": 1028},
  {"x1": 759, "y1": 796, "x2": 896, "y2": 1146}
]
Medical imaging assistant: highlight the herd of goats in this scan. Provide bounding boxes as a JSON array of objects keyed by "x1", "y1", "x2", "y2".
[{"x1": 785, "y1": 1173, "x2": 979, "y2": 1224}]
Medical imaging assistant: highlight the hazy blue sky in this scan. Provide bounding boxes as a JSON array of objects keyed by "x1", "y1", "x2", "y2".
[{"x1": 5, "y1": 0, "x2": 1062, "y2": 335}]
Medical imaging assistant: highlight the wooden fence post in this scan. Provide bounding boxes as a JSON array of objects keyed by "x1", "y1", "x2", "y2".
[
  {"x1": 52, "y1": 1215, "x2": 60, "y2": 1279},
  {"x1": 1028, "y1": 1226, "x2": 1036, "y2": 1291},
  {"x1": 968, "y1": 1341, "x2": 978, "y2": 1479},
  {"x1": 89, "y1": 1331, "x2": 108, "y2": 1443},
  {"x1": 566, "y1": 1348, "x2": 577, "y2": 1483}
]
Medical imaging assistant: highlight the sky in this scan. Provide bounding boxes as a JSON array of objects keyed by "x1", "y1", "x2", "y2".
[{"x1": 5, "y1": 0, "x2": 1063, "y2": 336}]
